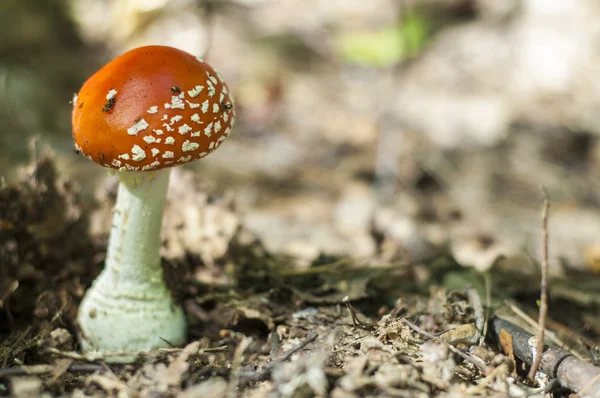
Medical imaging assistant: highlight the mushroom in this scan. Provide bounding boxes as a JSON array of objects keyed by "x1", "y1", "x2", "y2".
[{"x1": 71, "y1": 45, "x2": 235, "y2": 360}]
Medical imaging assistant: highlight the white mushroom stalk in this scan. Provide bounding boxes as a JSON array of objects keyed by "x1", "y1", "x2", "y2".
[{"x1": 77, "y1": 169, "x2": 185, "y2": 361}]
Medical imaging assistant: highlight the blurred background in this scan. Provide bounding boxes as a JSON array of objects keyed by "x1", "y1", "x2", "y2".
[{"x1": 3, "y1": 0, "x2": 600, "y2": 278}]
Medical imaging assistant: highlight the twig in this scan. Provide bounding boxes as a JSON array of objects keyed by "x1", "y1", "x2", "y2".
[
  {"x1": 490, "y1": 317, "x2": 600, "y2": 395},
  {"x1": 528, "y1": 379, "x2": 560, "y2": 396},
  {"x1": 343, "y1": 296, "x2": 375, "y2": 331},
  {"x1": 504, "y1": 300, "x2": 580, "y2": 357},
  {"x1": 44, "y1": 347, "x2": 136, "y2": 361},
  {"x1": 0, "y1": 280, "x2": 18, "y2": 330},
  {"x1": 157, "y1": 345, "x2": 227, "y2": 354},
  {"x1": 466, "y1": 286, "x2": 485, "y2": 346},
  {"x1": 280, "y1": 258, "x2": 353, "y2": 277},
  {"x1": 464, "y1": 363, "x2": 511, "y2": 394},
  {"x1": 238, "y1": 332, "x2": 318, "y2": 384},
  {"x1": 227, "y1": 336, "x2": 252, "y2": 398},
  {"x1": 0, "y1": 363, "x2": 105, "y2": 377},
  {"x1": 483, "y1": 272, "x2": 492, "y2": 346},
  {"x1": 0, "y1": 280, "x2": 18, "y2": 309},
  {"x1": 401, "y1": 318, "x2": 487, "y2": 373},
  {"x1": 269, "y1": 330, "x2": 281, "y2": 357},
  {"x1": 199, "y1": 0, "x2": 218, "y2": 61},
  {"x1": 575, "y1": 373, "x2": 600, "y2": 398},
  {"x1": 528, "y1": 189, "x2": 550, "y2": 382},
  {"x1": 331, "y1": 335, "x2": 369, "y2": 354},
  {"x1": 45, "y1": 344, "x2": 228, "y2": 363}
]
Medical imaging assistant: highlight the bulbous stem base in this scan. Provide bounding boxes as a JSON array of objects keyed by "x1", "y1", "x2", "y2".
[{"x1": 77, "y1": 169, "x2": 186, "y2": 362}]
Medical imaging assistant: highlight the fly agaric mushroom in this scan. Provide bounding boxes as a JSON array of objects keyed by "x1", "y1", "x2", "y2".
[{"x1": 72, "y1": 45, "x2": 235, "y2": 360}]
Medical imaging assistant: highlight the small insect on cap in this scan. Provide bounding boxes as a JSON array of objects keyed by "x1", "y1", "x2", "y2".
[{"x1": 72, "y1": 45, "x2": 236, "y2": 172}]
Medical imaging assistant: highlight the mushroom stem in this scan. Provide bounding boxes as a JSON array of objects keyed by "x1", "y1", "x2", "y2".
[{"x1": 77, "y1": 169, "x2": 185, "y2": 361}]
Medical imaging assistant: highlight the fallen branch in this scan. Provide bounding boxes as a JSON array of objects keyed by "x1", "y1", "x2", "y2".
[{"x1": 490, "y1": 317, "x2": 600, "y2": 396}]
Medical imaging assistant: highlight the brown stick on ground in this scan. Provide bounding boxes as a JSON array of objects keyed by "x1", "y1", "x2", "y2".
[
  {"x1": 237, "y1": 332, "x2": 318, "y2": 385},
  {"x1": 528, "y1": 189, "x2": 550, "y2": 381},
  {"x1": 490, "y1": 317, "x2": 600, "y2": 396},
  {"x1": 402, "y1": 318, "x2": 487, "y2": 373}
]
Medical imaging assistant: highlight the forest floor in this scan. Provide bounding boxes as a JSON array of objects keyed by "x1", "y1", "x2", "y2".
[{"x1": 1, "y1": 153, "x2": 599, "y2": 397}]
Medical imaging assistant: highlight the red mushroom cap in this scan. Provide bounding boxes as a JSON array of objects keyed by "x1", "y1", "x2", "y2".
[{"x1": 72, "y1": 45, "x2": 235, "y2": 171}]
